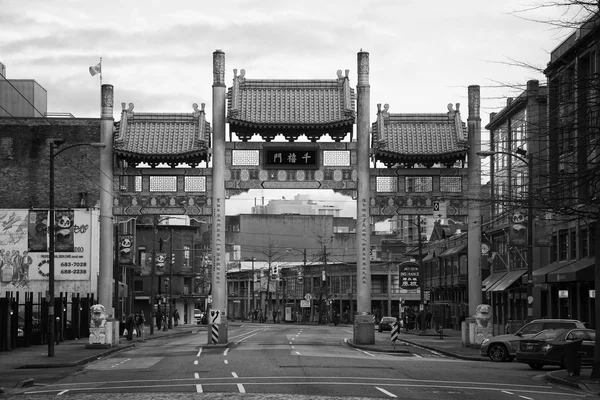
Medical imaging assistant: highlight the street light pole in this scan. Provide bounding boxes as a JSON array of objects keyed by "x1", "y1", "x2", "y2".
[{"x1": 47, "y1": 138, "x2": 105, "y2": 357}]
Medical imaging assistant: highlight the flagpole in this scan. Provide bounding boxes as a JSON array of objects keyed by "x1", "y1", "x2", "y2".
[{"x1": 99, "y1": 57, "x2": 103, "y2": 86}]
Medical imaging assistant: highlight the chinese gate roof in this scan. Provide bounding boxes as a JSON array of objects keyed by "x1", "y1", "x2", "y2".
[
  {"x1": 227, "y1": 69, "x2": 355, "y2": 142},
  {"x1": 372, "y1": 103, "x2": 468, "y2": 168},
  {"x1": 113, "y1": 102, "x2": 210, "y2": 167}
]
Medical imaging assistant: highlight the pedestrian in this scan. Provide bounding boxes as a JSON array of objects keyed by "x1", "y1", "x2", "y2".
[
  {"x1": 137, "y1": 311, "x2": 145, "y2": 338},
  {"x1": 156, "y1": 310, "x2": 162, "y2": 330},
  {"x1": 259, "y1": 310, "x2": 264, "y2": 323},
  {"x1": 416, "y1": 312, "x2": 422, "y2": 331},
  {"x1": 272, "y1": 310, "x2": 277, "y2": 323},
  {"x1": 125, "y1": 313, "x2": 135, "y2": 341},
  {"x1": 253, "y1": 309, "x2": 258, "y2": 322},
  {"x1": 173, "y1": 309, "x2": 180, "y2": 327},
  {"x1": 134, "y1": 312, "x2": 140, "y2": 336}
]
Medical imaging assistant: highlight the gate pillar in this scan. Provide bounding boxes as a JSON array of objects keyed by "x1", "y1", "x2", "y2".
[
  {"x1": 354, "y1": 50, "x2": 374, "y2": 345},
  {"x1": 210, "y1": 49, "x2": 228, "y2": 344}
]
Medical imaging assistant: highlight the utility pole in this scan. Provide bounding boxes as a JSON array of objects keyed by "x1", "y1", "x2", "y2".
[{"x1": 168, "y1": 226, "x2": 174, "y2": 329}]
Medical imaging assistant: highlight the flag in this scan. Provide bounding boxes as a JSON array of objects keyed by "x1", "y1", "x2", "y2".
[{"x1": 89, "y1": 62, "x2": 101, "y2": 76}]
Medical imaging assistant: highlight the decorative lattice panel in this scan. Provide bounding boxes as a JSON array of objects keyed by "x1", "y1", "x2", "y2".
[
  {"x1": 440, "y1": 177, "x2": 462, "y2": 192},
  {"x1": 323, "y1": 150, "x2": 350, "y2": 166},
  {"x1": 406, "y1": 177, "x2": 432, "y2": 192},
  {"x1": 376, "y1": 177, "x2": 398, "y2": 192},
  {"x1": 134, "y1": 176, "x2": 142, "y2": 192},
  {"x1": 150, "y1": 176, "x2": 177, "y2": 192},
  {"x1": 232, "y1": 150, "x2": 260, "y2": 166},
  {"x1": 185, "y1": 176, "x2": 206, "y2": 192}
]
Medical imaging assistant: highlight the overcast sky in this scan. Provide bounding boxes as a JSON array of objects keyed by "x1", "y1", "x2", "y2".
[{"x1": 0, "y1": 0, "x2": 583, "y2": 218}]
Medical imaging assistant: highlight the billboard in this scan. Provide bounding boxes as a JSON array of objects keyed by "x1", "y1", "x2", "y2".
[{"x1": 0, "y1": 209, "x2": 97, "y2": 289}]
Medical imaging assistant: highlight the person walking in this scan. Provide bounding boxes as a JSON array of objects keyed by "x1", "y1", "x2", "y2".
[
  {"x1": 173, "y1": 309, "x2": 180, "y2": 327},
  {"x1": 125, "y1": 313, "x2": 135, "y2": 341},
  {"x1": 136, "y1": 311, "x2": 145, "y2": 338}
]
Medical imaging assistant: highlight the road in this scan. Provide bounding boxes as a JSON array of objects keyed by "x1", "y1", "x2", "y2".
[{"x1": 11, "y1": 324, "x2": 591, "y2": 399}]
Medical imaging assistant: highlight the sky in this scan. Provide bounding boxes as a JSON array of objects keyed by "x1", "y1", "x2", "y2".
[{"x1": 0, "y1": 0, "x2": 585, "y2": 218}]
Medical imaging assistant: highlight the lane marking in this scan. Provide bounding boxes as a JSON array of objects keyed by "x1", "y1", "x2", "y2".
[
  {"x1": 232, "y1": 372, "x2": 238, "y2": 378},
  {"x1": 196, "y1": 384, "x2": 203, "y2": 393},
  {"x1": 194, "y1": 360, "x2": 198, "y2": 365},
  {"x1": 295, "y1": 351, "x2": 301, "y2": 355},
  {"x1": 224, "y1": 360, "x2": 228, "y2": 364},
  {"x1": 375, "y1": 386, "x2": 397, "y2": 398},
  {"x1": 356, "y1": 349, "x2": 375, "y2": 357},
  {"x1": 196, "y1": 348, "x2": 203, "y2": 357},
  {"x1": 237, "y1": 383, "x2": 246, "y2": 393},
  {"x1": 194, "y1": 373, "x2": 199, "y2": 379},
  {"x1": 234, "y1": 331, "x2": 262, "y2": 344},
  {"x1": 502, "y1": 391, "x2": 514, "y2": 395},
  {"x1": 224, "y1": 348, "x2": 229, "y2": 356},
  {"x1": 519, "y1": 396, "x2": 534, "y2": 400},
  {"x1": 57, "y1": 390, "x2": 69, "y2": 395}
]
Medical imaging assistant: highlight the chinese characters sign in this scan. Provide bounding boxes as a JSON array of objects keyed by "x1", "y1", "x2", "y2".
[
  {"x1": 399, "y1": 262, "x2": 420, "y2": 290},
  {"x1": 265, "y1": 149, "x2": 318, "y2": 169}
]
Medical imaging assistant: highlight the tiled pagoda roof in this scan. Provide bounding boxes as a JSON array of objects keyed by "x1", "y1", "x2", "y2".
[
  {"x1": 113, "y1": 102, "x2": 210, "y2": 167},
  {"x1": 227, "y1": 69, "x2": 355, "y2": 142},
  {"x1": 372, "y1": 103, "x2": 468, "y2": 167}
]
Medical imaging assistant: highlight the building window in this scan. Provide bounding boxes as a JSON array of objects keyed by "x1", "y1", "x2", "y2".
[
  {"x1": 551, "y1": 234, "x2": 558, "y2": 263},
  {"x1": 570, "y1": 230, "x2": 577, "y2": 260},
  {"x1": 580, "y1": 229, "x2": 589, "y2": 258},
  {"x1": 558, "y1": 230, "x2": 568, "y2": 261},
  {"x1": 591, "y1": 224, "x2": 596, "y2": 258},
  {"x1": 323, "y1": 150, "x2": 350, "y2": 166},
  {"x1": 183, "y1": 245, "x2": 191, "y2": 268},
  {"x1": 134, "y1": 280, "x2": 143, "y2": 292},
  {"x1": 405, "y1": 177, "x2": 432, "y2": 192}
]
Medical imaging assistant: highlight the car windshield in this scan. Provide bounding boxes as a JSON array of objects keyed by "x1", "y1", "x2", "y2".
[{"x1": 381, "y1": 318, "x2": 395, "y2": 323}]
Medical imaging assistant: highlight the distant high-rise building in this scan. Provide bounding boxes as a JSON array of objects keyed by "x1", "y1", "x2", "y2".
[
  {"x1": 251, "y1": 194, "x2": 341, "y2": 217},
  {"x1": 0, "y1": 63, "x2": 48, "y2": 118}
]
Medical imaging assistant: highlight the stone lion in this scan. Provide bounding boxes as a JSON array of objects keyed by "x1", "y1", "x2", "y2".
[
  {"x1": 474, "y1": 304, "x2": 492, "y2": 328},
  {"x1": 90, "y1": 304, "x2": 108, "y2": 328}
]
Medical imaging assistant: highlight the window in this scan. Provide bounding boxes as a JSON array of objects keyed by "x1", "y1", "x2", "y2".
[
  {"x1": 551, "y1": 234, "x2": 558, "y2": 263},
  {"x1": 580, "y1": 229, "x2": 589, "y2": 258},
  {"x1": 377, "y1": 177, "x2": 397, "y2": 192},
  {"x1": 558, "y1": 230, "x2": 569, "y2": 261},
  {"x1": 150, "y1": 176, "x2": 177, "y2": 192},
  {"x1": 440, "y1": 177, "x2": 462, "y2": 192},
  {"x1": 570, "y1": 231, "x2": 577, "y2": 260},
  {"x1": 183, "y1": 245, "x2": 191, "y2": 268},
  {"x1": 134, "y1": 280, "x2": 143, "y2": 292}
]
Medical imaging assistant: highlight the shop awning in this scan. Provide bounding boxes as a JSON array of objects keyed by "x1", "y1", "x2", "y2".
[
  {"x1": 547, "y1": 258, "x2": 595, "y2": 283},
  {"x1": 532, "y1": 261, "x2": 573, "y2": 284},
  {"x1": 483, "y1": 272, "x2": 507, "y2": 291},
  {"x1": 491, "y1": 269, "x2": 527, "y2": 292},
  {"x1": 439, "y1": 244, "x2": 467, "y2": 258}
]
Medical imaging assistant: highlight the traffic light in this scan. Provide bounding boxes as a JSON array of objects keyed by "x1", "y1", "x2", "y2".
[
  {"x1": 322, "y1": 270, "x2": 326, "y2": 281},
  {"x1": 171, "y1": 254, "x2": 175, "y2": 265},
  {"x1": 272, "y1": 265, "x2": 278, "y2": 276}
]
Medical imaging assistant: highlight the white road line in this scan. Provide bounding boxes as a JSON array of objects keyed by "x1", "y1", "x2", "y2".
[
  {"x1": 194, "y1": 373, "x2": 199, "y2": 379},
  {"x1": 232, "y1": 372, "x2": 238, "y2": 378},
  {"x1": 194, "y1": 360, "x2": 198, "y2": 365},
  {"x1": 234, "y1": 331, "x2": 261, "y2": 344},
  {"x1": 375, "y1": 386, "x2": 397, "y2": 398},
  {"x1": 295, "y1": 351, "x2": 301, "y2": 355},
  {"x1": 237, "y1": 383, "x2": 246, "y2": 393},
  {"x1": 502, "y1": 391, "x2": 514, "y2": 395},
  {"x1": 195, "y1": 384, "x2": 203, "y2": 393},
  {"x1": 224, "y1": 360, "x2": 229, "y2": 364},
  {"x1": 196, "y1": 348, "x2": 203, "y2": 357},
  {"x1": 519, "y1": 396, "x2": 534, "y2": 400},
  {"x1": 356, "y1": 349, "x2": 375, "y2": 357},
  {"x1": 57, "y1": 390, "x2": 69, "y2": 395},
  {"x1": 224, "y1": 348, "x2": 229, "y2": 356}
]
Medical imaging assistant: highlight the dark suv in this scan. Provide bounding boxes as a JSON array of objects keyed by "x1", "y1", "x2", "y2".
[{"x1": 480, "y1": 319, "x2": 586, "y2": 362}]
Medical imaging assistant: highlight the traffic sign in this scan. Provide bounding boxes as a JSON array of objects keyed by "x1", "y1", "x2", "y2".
[{"x1": 432, "y1": 201, "x2": 447, "y2": 219}]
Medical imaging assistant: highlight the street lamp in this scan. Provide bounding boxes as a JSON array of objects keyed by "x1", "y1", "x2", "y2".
[
  {"x1": 478, "y1": 149, "x2": 534, "y2": 321},
  {"x1": 48, "y1": 138, "x2": 105, "y2": 357},
  {"x1": 285, "y1": 248, "x2": 307, "y2": 322}
]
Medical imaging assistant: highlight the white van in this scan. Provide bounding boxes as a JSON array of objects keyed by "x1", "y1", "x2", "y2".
[{"x1": 194, "y1": 309, "x2": 203, "y2": 325}]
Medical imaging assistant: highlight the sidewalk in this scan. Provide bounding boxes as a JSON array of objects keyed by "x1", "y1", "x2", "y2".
[{"x1": 347, "y1": 327, "x2": 600, "y2": 396}]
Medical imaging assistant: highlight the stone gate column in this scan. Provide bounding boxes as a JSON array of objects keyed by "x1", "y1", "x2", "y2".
[
  {"x1": 99, "y1": 84, "x2": 115, "y2": 318},
  {"x1": 467, "y1": 85, "x2": 482, "y2": 316},
  {"x1": 211, "y1": 50, "x2": 228, "y2": 343},
  {"x1": 354, "y1": 50, "x2": 374, "y2": 345}
]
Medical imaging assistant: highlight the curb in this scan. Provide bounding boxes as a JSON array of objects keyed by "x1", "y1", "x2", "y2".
[
  {"x1": 345, "y1": 339, "x2": 411, "y2": 353},
  {"x1": 396, "y1": 337, "x2": 488, "y2": 362}
]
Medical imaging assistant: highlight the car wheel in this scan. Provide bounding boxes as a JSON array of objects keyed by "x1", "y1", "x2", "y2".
[
  {"x1": 528, "y1": 363, "x2": 544, "y2": 370},
  {"x1": 488, "y1": 344, "x2": 508, "y2": 362}
]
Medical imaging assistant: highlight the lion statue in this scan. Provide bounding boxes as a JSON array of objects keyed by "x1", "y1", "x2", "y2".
[
  {"x1": 474, "y1": 304, "x2": 492, "y2": 328},
  {"x1": 90, "y1": 304, "x2": 108, "y2": 328}
]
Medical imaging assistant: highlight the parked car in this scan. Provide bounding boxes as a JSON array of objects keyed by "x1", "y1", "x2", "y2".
[
  {"x1": 516, "y1": 328, "x2": 595, "y2": 370},
  {"x1": 480, "y1": 319, "x2": 586, "y2": 362},
  {"x1": 378, "y1": 316, "x2": 401, "y2": 332}
]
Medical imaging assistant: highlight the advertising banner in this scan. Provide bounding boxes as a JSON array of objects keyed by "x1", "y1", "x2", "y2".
[{"x1": 0, "y1": 209, "x2": 94, "y2": 289}]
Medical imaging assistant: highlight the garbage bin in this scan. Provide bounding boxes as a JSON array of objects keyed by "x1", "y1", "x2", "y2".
[{"x1": 563, "y1": 339, "x2": 583, "y2": 376}]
